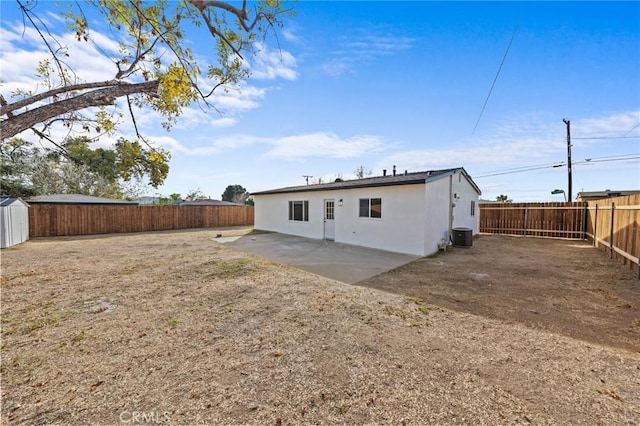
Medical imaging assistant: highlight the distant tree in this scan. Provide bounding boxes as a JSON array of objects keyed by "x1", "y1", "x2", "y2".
[
  {"x1": 354, "y1": 165, "x2": 373, "y2": 179},
  {"x1": 245, "y1": 196, "x2": 255, "y2": 206},
  {"x1": 222, "y1": 184, "x2": 249, "y2": 204},
  {"x1": 169, "y1": 193, "x2": 182, "y2": 203},
  {"x1": 0, "y1": 138, "x2": 39, "y2": 197},
  {"x1": 0, "y1": 136, "x2": 161, "y2": 198},
  {"x1": 185, "y1": 188, "x2": 206, "y2": 201},
  {"x1": 496, "y1": 194, "x2": 512, "y2": 203}
]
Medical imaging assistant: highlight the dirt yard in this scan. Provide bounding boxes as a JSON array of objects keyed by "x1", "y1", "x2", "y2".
[
  {"x1": 2, "y1": 230, "x2": 639, "y2": 424},
  {"x1": 359, "y1": 235, "x2": 640, "y2": 353}
]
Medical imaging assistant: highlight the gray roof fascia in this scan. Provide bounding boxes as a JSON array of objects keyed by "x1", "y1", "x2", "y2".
[
  {"x1": 251, "y1": 175, "x2": 438, "y2": 195},
  {"x1": 252, "y1": 167, "x2": 482, "y2": 196}
]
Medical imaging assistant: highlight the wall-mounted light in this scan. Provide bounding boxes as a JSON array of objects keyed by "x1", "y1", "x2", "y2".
[
  {"x1": 338, "y1": 199, "x2": 343, "y2": 206},
  {"x1": 453, "y1": 193, "x2": 461, "y2": 200}
]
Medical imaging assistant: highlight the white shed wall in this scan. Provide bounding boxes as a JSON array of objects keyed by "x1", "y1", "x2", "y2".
[
  {"x1": 255, "y1": 184, "x2": 427, "y2": 256},
  {"x1": 451, "y1": 171, "x2": 481, "y2": 234},
  {"x1": 0, "y1": 200, "x2": 29, "y2": 248},
  {"x1": 255, "y1": 192, "x2": 325, "y2": 239},
  {"x1": 335, "y1": 184, "x2": 426, "y2": 256},
  {"x1": 423, "y1": 176, "x2": 452, "y2": 256},
  {"x1": 254, "y1": 171, "x2": 480, "y2": 257}
]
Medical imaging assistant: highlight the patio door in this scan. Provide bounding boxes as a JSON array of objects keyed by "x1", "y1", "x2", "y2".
[{"x1": 323, "y1": 199, "x2": 335, "y2": 240}]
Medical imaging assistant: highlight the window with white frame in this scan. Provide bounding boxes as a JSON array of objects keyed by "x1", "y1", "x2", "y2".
[
  {"x1": 288, "y1": 200, "x2": 309, "y2": 221},
  {"x1": 359, "y1": 198, "x2": 382, "y2": 218}
]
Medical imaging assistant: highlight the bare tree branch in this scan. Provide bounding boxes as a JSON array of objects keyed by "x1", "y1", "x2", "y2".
[
  {"x1": 1, "y1": 81, "x2": 159, "y2": 139},
  {"x1": 1, "y1": 80, "x2": 122, "y2": 116}
]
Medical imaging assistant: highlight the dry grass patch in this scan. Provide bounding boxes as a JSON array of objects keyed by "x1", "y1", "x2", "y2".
[{"x1": 1, "y1": 229, "x2": 639, "y2": 424}]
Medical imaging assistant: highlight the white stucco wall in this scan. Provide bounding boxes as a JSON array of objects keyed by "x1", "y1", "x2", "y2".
[
  {"x1": 254, "y1": 192, "x2": 326, "y2": 240},
  {"x1": 255, "y1": 184, "x2": 427, "y2": 256},
  {"x1": 335, "y1": 184, "x2": 426, "y2": 256},
  {"x1": 254, "y1": 171, "x2": 480, "y2": 257},
  {"x1": 423, "y1": 176, "x2": 452, "y2": 256},
  {"x1": 451, "y1": 171, "x2": 481, "y2": 234}
]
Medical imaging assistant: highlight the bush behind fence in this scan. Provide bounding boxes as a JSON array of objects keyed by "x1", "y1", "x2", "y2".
[{"x1": 29, "y1": 204, "x2": 254, "y2": 237}]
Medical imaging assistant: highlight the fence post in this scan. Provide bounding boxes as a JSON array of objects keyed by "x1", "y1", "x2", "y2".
[
  {"x1": 593, "y1": 205, "x2": 598, "y2": 247},
  {"x1": 637, "y1": 243, "x2": 640, "y2": 280},
  {"x1": 581, "y1": 203, "x2": 587, "y2": 240},
  {"x1": 609, "y1": 202, "x2": 615, "y2": 259},
  {"x1": 523, "y1": 207, "x2": 528, "y2": 236}
]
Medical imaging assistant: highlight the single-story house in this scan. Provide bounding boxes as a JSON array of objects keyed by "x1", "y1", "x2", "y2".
[
  {"x1": 252, "y1": 167, "x2": 481, "y2": 256},
  {"x1": 0, "y1": 197, "x2": 30, "y2": 248},
  {"x1": 576, "y1": 190, "x2": 640, "y2": 202},
  {"x1": 26, "y1": 194, "x2": 139, "y2": 205}
]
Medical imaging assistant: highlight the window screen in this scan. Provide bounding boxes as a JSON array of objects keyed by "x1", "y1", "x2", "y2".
[
  {"x1": 359, "y1": 198, "x2": 382, "y2": 218},
  {"x1": 288, "y1": 201, "x2": 309, "y2": 221}
]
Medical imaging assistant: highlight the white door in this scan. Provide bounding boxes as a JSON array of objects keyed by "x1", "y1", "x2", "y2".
[{"x1": 323, "y1": 199, "x2": 335, "y2": 240}]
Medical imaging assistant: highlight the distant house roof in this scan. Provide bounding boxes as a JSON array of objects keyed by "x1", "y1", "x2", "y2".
[
  {"x1": 577, "y1": 190, "x2": 640, "y2": 201},
  {"x1": 26, "y1": 194, "x2": 138, "y2": 205},
  {"x1": 136, "y1": 196, "x2": 161, "y2": 205},
  {"x1": 252, "y1": 168, "x2": 481, "y2": 196},
  {"x1": 0, "y1": 197, "x2": 30, "y2": 207},
  {"x1": 180, "y1": 199, "x2": 245, "y2": 206}
]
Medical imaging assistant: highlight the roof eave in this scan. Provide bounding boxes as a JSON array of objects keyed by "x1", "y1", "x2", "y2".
[{"x1": 252, "y1": 178, "x2": 428, "y2": 196}]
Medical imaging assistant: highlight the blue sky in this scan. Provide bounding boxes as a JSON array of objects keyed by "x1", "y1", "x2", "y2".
[{"x1": 1, "y1": 1, "x2": 639, "y2": 201}]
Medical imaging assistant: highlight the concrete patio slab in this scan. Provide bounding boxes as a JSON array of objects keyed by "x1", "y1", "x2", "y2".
[{"x1": 221, "y1": 232, "x2": 420, "y2": 284}]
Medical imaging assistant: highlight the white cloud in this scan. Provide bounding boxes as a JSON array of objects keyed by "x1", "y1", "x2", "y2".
[
  {"x1": 376, "y1": 109, "x2": 640, "y2": 174},
  {"x1": 1, "y1": 15, "x2": 293, "y2": 141},
  {"x1": 265, "y1": 132, "x2": 386, "y2": 160},
  {"x1": 248, "y1": 42, "x2": 298, "y2": 80},
  {"x1": 0, "y1": 24, "x2": 119, "y2": 97},
  {"x1": 322, "y1": 33, "x2": 416, "y2": 77},
  {"x1": 575, "y1": 110, "x2": 640, "y2": 137},
  {"x1": 281, "y1": 28, "x2": 301, "y2": 43},
  {"x1": 153, "y1": 131, "x2": 387, "y2": 160},
  {"x1": 322, "y1": 59, "x2": 353, "y2": 78},
  {"x1": 209, "y1": 83, "x2": 267, "y2": 112}
]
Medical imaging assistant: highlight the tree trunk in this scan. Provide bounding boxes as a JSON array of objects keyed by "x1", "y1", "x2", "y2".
[{"x1": 0, "y1": 80, "x2": 159, "y2": 140}]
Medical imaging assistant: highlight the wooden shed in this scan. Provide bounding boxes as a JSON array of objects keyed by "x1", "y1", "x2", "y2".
[{"x1": 0, "y1": 197, "x2": 30, "y2": 248}]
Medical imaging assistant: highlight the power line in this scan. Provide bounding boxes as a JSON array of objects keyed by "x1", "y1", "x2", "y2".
[
  {"x1": 624, "y1": 122, "x2": 640, "y2": 137},
  {"x1": 474, "y1": 153, "x2": 639, "y2": 179},
  {"x1": 471, "y1": 24, "x2": 519, "y2": 136},
  {"x1": 572, "y1": 135, "x2": 640, "y2": 140}
]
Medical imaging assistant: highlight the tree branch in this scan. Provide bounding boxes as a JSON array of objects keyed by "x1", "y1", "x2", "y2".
[
  {"x1": 1, "y1": 80, "x2": 159, "y2": 140},
  {"x1": 0, "y1": 80, "x2": 123, "y2": 116}
]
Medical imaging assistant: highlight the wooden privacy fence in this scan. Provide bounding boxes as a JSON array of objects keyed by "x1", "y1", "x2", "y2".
[
  {"x1": 29, "y1": 204, "x2": 254, "y2": 237},
  {"x1": 480, "y1": 196, "x2": 640, "y2": 276},
  {"x1": 479, "y1": 202, "x2": 586, "y2": 238},
  {"x1": 585, "y1": 194, "x2": 640, "y2": 276}
]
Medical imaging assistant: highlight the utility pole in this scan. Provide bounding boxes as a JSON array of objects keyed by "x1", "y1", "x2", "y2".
[
  {"x1": 563, "y1": 118, "x2": 572, "y2": 202},
  {"x1": 302, "y1": 175, "x2": 313, "y2": 185}
]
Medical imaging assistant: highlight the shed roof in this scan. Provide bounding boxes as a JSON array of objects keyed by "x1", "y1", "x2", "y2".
[
  {"x1": 252, "y1": 167, "x2": 481, "y2": 196},
  {"x1": 0, "y1": 197, "x2": 30, "y2": 207},
  {"x1": 576, "y1": 190, "x2": 640, "y2": 200},
  {"x1": 26, "y1": 194, "x2": 138, "y2": 205}
]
